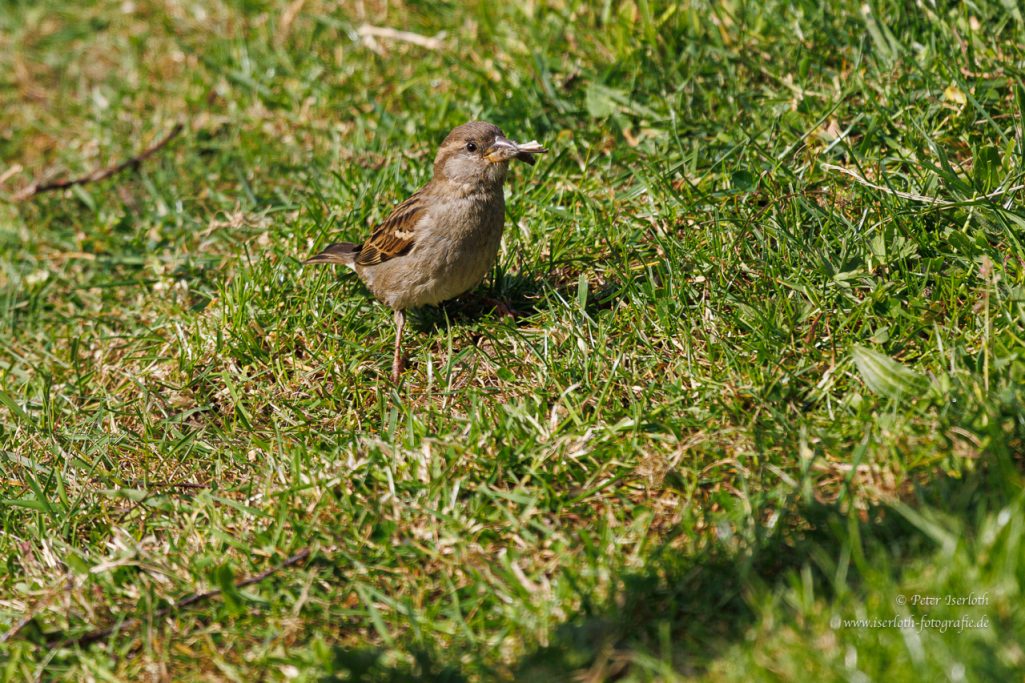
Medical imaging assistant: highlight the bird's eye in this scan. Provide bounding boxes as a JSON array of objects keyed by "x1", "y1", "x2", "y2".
[{"x1": 466, "y1": 142, "x2": 478, "y2": 153}]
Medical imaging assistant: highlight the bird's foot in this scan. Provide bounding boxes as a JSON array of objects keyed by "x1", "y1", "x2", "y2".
[{"x1": 482, "y1": 297, "x2": 523, "y2": 319}]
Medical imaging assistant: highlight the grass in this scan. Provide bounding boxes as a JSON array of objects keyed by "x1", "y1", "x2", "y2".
[{"x1": 1, "y1": 0, "x2": 1024, "y2": 680}]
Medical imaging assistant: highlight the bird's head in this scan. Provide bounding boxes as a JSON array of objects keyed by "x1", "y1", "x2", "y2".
[{"x1": 433, "y1": 121, "x2": 546, "y2": 189}]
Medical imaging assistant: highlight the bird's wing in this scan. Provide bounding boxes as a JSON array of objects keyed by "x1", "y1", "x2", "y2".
[{"x1": 355, "y1": 189, "x2": 428, "y2": 266}]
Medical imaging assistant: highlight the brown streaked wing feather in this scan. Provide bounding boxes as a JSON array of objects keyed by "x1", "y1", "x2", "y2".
[{"x1": 356, "y1": 190, "x2": 427, "y2": 266}]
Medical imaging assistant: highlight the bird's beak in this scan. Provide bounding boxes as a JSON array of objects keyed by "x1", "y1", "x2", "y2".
[{"x1": 484, "y1": 136, "x2": 522, "y2": 164}]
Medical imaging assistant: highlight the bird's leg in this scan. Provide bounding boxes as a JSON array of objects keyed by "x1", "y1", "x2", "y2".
[{"x1": 391, "y1": 309, "x2": 406, "y2": 382}]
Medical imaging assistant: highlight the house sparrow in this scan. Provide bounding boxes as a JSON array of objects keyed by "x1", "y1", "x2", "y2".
[{"x1": 305, "y1": 121, "x2": 547, "y2": 381}]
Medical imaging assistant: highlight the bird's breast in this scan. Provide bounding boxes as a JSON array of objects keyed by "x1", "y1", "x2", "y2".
[
  {"x1": 424, "y1": 190, "x2": 505, "y2": 282},
  {"x1": 368, "y1": 190, "x2": 506, "y2": 309}
]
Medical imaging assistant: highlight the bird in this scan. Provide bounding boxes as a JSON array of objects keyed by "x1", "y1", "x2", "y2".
[{"x1": 305, "y1": 121, "x2": 547, "y2": 382}]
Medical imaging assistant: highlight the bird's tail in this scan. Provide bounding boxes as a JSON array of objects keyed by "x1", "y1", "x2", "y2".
[{"x1": 305, "y1": 242, "x2": 361, "y2": 269}]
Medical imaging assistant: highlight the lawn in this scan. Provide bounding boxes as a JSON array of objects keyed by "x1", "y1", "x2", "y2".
[{"x1": 1, "y1": 0, "x2": 1024, "y2": 680}]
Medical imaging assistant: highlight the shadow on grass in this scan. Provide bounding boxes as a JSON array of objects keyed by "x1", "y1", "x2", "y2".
[
  {"x1": 322, "y1": 647, "x2": 468, "y2": 683},
  {"x1": 512, "y1": 454, "x2": 1021, "y2": 681},
  {"x1": 323, "y1": 449, "x2": 1020, "y2": 682},
  {"x1": 409, "y1": 271, "x2": 626, "y2": 334}
]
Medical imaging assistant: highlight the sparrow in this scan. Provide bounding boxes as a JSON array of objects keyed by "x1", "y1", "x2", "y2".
[{"x1": 305, "y1": 121, "x2": 547, "y2": 382}]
